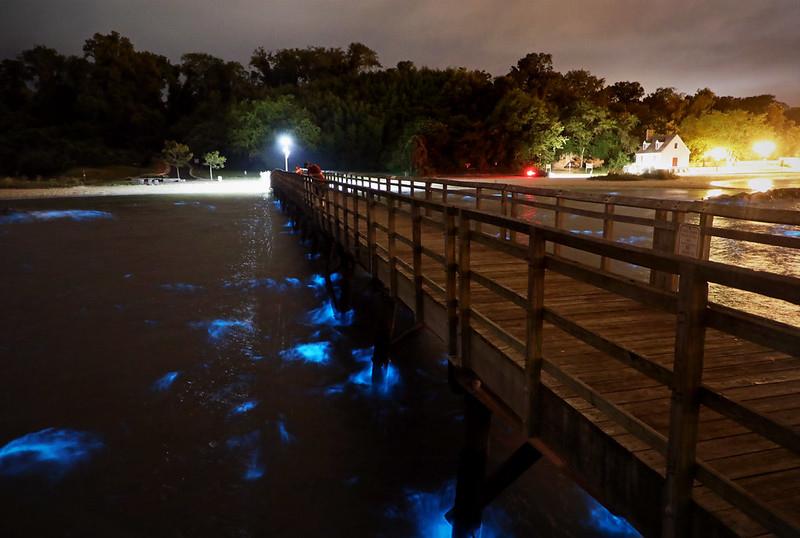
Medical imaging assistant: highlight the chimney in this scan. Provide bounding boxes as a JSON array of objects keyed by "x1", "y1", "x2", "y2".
[{"x1": 645, "y1": 129, "x2": 655, "y2": 141}]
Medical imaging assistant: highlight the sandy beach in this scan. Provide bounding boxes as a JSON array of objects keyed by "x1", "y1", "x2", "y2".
[{"x1": 0, "y1": 178, "x2": 271, "y2": 200}]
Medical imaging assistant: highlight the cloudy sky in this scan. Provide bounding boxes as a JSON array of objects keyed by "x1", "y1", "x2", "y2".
[{"x1": 2, "y1": 0, "x2": 799, "y2": 104}]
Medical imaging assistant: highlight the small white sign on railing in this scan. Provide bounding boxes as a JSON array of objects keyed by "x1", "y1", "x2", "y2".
[{"x1": 677, "y1": 223, "x2": 701, "y2": 258}]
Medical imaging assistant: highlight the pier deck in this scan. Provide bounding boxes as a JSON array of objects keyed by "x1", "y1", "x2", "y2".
[{"x1": 273, "y1": 170, "x2": 800, "y2": 537}]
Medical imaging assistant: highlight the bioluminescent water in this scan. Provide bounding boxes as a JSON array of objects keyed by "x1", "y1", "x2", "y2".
[
  {"x1": 0, "y1": 194, "x2": 640, "y2": 537},
  {"x1": 0, "y1": 209, "x2": 113, "y2": 224},
  {"x1": 153, "y1": 371, "x2": 180, "y2": 391},
  {"x1": 161, "y1": 282, "x2": 204, "y2": 293},
  {"x1": 226, "y1": 431, "x2": 264, "y2": 481},
  {"x1": 230, "y1": 400, "x2": 258, "y2": 415},
  {"x1": 389, "y1": 481, "x2": 509, "y2": 538},
  {"x1": 306, "y1": 299, "x2": 354, "y2": 327},
  {"x1": 192, "y1": 318, "x2": 255, "y2": 342},
  {"x1": 279, "y1": 341, "x2": 332, "y2": 364},
  {"x1": 327, "y1": 347, "x2": 402, "y2": 398},
  {"x1": 0, "y1": 428, "x2": 103, "y2": 478}
]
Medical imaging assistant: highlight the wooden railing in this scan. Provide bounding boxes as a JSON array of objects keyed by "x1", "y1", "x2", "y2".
[{"x1": 272, "y1": 170, "x2": 800, "y2": 537}]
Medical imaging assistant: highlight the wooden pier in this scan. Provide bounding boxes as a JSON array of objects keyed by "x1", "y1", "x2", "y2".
[{"x1": 272, "y1": 170, "x2": 800, "y2": 538}]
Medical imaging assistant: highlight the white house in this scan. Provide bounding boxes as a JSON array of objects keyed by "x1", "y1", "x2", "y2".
[{"x1": 629, "y1": 133, "x2": 690, "y2": 173}]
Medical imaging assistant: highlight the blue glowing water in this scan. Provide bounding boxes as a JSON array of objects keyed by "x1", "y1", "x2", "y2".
[
  {"x1": 0, "y1": 210, "x2": 113, "y2": 225},
  {"x1": 153, "y1": 371, "x2": 179, "y2": 391},
  {"x1": 276, "y1": 419, "x2": 295, "y2": 444},
  {"x1": 226, "y1": 431, "x2": 263, "y2": 481},
  {"x1": 392, "y1": 481, "x2": 507, "y2": 538},
  {"x1": 0, "y1": 428, "x2": 103, "y2": 478},
  {"x1": 586, "y1": 501, "x2": 639, "y2": 537},
  {"x1": 161, "y1": 283, "x2": 204, "y2": 293},
  {"x1": 279, "y1": 341, "x2": 332, "y2": 364},
  {"x1": 307, "y1": 274, "x2": 326, "y2": 291},
  {"x1": 780, "y1": 228, "x2": 800, "y2": 237},
  {"x1": 325, "y1": 347, "x2": 402, "y2": 398},
  {"x1": 192, "y1": 319, "x2": 254, "y2": 342},
  {"x1": 617, "y1": 235, "x2": 649, "y2": 246},
  {"x1": 231, "y1": 400, "x2": 258, "y2": 415},
  {"x1": 305, "y1": 252, "x2": 321, "y2": 261},
  {"x1": 306, "y1": 300, "x2": 354, "y2": 327}
]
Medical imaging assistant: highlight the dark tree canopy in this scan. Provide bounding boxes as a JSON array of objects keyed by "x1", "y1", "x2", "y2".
[{"x1": 1, "y1": 32, "x2": 799, "y2": 177}]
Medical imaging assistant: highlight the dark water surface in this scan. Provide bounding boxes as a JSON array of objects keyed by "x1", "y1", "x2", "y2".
[{"x1": 0, "y1": 194, "x2": 638, "y2": 537}]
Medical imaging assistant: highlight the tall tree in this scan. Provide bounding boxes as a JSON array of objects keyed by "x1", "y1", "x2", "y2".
[{"x1": 161, "y1": 140, "x2": 193, "y2": 179}]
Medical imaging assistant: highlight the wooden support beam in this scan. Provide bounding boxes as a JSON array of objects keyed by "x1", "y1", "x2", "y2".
[
  {"x1": 367, "y1": 193, "x2": 377, "y2": 279},
  {"x1": 412, "y1": 202, "x2": 424, "y2": 322},
  {"x1": 451, "y1": 393, "x2": 492, "y2": 538},
  {"x1": 459, "y1": 212, "x2": 472, "y2": 370},
  {"x1": 445, "y1": 209, "x2": 458, "y2": 362},
  {"x1": 661, "y1": 263, "x2": 708, "y2": 538},
  {"x1": 480, "y1": 443, "x2": 542, "y2": 508},
  {"x1": 524, "y1": 229, "x2": 545, "y2": 437},
  {"x1": 388, "y1": 197, "x2": 398, "y2": 298}
]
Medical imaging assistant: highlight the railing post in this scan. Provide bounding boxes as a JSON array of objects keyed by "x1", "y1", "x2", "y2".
[
  {"x1": 524, "y1": 227, "x2": 546, "y2": 437},
  {"x1": 353, "y1": 186, "x2": 360, "y2": 260},
  {"x1": 601, "y1": 202, "x2": 615, "y2": 272},
  {"x1": 500, "y1": 189, "x2": 508, "y2": 240},
  {"x1": 651, "y1": 209, "x2": 679, "y2": 290},
  {"x1": 425, "y1": 181, "x2": 432, "y2": 217},
  {"x1": 661, "y1": 263, "x2": 708, "y2": 538},
  {"x1": 509, "y1": 191, "x2": 518, "y2": 242},
  {"x1": 367, "y1": 192, "x2": 377, "y2": 279},
  {"x1": 341, "y1": 184, "x2": 350, "y2": 252},
  {"x1": 442, "y1": 183, "x2": 448, "y2": 204},
  {"x1": 699, "y1": 213, "x2": 714, "y2": 261},
  {"x1": 445, "y1": 208, "x2": 459, "y2": 362},
  {"x1": 475, "y1": 187, "x2": 483, "y2": 234},
  {"x1": 412, "y1": 202, "x2": 424, "y2": 323},
  {"x1": 553, "y1": 197, "x2": 565, "y2": 256},
  {"x1": 458, "y1": 212, "x2": 472, "y2": 369},
  {"x1": 388, "y1": 196, "x2": 398, "y2": 299}
]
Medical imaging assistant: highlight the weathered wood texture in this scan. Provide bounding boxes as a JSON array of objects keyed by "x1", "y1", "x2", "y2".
[{"x1": 273, "y1": 171, "x2": 800, "y2": 538}]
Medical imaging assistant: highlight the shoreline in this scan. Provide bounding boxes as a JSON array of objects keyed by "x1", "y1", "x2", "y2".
[
  {"x1": 0, "y1": 178, "x2": 270, "y2": 201},
  {"x1": 3, "y1": 172, "x2": 800, "y2": 203}
]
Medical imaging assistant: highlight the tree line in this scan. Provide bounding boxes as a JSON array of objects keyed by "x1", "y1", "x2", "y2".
[{"x1": 1, "y1": 31, "x2": 799, "y2": 178}]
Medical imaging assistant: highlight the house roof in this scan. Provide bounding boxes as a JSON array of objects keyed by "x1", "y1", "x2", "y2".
[{"x1": 636, "y1": 134, "x2": 681, "y2": 154}]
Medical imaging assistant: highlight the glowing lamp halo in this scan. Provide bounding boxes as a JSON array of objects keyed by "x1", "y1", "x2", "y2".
[{"x1": 752, "y1": 140, "x2": 776, "y2": 159}]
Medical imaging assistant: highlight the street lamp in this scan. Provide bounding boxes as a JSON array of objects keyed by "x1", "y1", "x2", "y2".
[{"x1": 278, "y1": 135, "x2": 292, "y2": 171}]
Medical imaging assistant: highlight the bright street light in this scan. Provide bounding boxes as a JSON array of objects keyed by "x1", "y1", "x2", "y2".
[
  {"x1": 278, "y1": 135, "x2": 292, "y2": 171},
  {"x1": 752, "y1": 140, "x2": 776, "y2": 159},
  {"x1": 705, "y1": 147, "x2": 729, "y2": 161}
]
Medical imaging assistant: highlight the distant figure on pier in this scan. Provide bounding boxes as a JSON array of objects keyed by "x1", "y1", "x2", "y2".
[{"x1": 294, "y1": 165, "x2": 303, "y2": 175}]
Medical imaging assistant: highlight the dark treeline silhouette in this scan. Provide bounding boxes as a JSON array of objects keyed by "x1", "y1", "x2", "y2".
[{"x1": 2, "y1": 31, "x2": 799, "y2": 177}]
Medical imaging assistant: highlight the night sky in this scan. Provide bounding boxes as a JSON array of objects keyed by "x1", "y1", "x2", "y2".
[{"x1": 2, "y1": 0, "x2": 799, "y2": 104}]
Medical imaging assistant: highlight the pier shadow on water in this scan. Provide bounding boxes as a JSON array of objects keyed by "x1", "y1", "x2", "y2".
[{"x1": 0, "y1": 194, "x2": 638, "y2": 537}]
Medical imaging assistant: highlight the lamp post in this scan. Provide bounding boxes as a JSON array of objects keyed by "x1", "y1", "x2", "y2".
[{"x1": 279, "y1": 135, "x2": 292, "y2": 171}]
